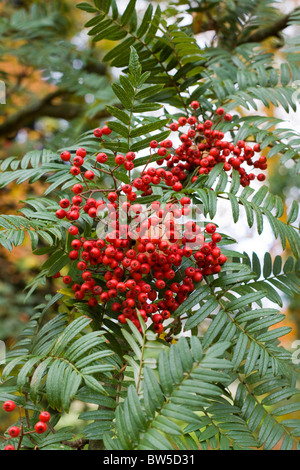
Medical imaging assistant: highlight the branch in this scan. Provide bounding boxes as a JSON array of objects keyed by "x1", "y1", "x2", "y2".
[
  {"x1": 62, "y1": 438, "x2": 89, "y2": 450},
  {"x1": 237, "y1": 8, "x2": 298, "y2": 45},
  {"x1": 0, "y1": 90, "x2": 111, "y2": 138}
]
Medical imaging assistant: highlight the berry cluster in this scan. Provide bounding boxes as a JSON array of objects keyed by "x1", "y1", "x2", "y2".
[
  {"x1": 1, "y1": 400, "x2": 50, "y2": 450},
  {"x1": 54, "y1": 104, "x2": 267, "y2": 334},
  {"x1": 141, "y1": 103, "x2": 266, "y2": 189},
  {"x1": 55, "y1": 190, "x2": 226, "y2": 333}
]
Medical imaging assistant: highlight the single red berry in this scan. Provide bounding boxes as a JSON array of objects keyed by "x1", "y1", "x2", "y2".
[
  {"x1": 69, "y1": 225, "x2": 79, "y2": 236},
  {"x1": 115, "y1": 154, "x2": 125, "y2": 165},
  {"x1": 108, "y1": 192, "x2": 118, "y2": 202},
  {"x1": 72, "y1": 184, "x2": 83, "y2": 194},
  {"x1": 63, "y1": 276, "x2": 72, "y2": 285},
  {"x1": 224, "y1": 113, "x2": 232, "y2": 121},
  {"x1": 162, "y1": 310, "x2": 171, "y2": 319},
  {"x1": 102, "y1": 125, "x2": 112, "y2": 135},
  {"x1": 85, "y1": 170, "x2": 95, "y2": 180},
  {"x1": 212, "y1": 233, "x2": 222, "y2": 243},
  {"x1": 172, "y1": 182, "x2": 182, "y2": 192},
  {"x1": 152, "y1": 314, "x2": 163, "y2": 324},
  {"x1": 206, "y1": 223, "x2": 217, "y2": 234},
  {"x1": 156, "y1": 280, "x2": 166, "y2": 290},
  {"x1": 69, "y1": 250, "x2": 79, "y2": 260},
  {"x1": 4, "y1": 445, "x2": 15, "y2": 451},
  {"x1": 94, "y1": 128, "x2": 103, "y2": 138},
  {"x1": 150, "y1": 140, "x2": 158, "y2": 149},
  {"x1": 35, "y1": 421, "x2": 47, "y2": 434},
  {"x1": 124, "y1": 161, "x2": 134, "y2": 171},
  {"x1": 190, "y1": 100, "x2": 200, "y2": 110},
  {"x1": 70, "y1": 166, "x2": 81, "y2": 176},
  {"x1": 9, "y1": 426, "x2": 20, "y2": 438},
  {"x1": 257, "y1": 173, "x2": 266, "y2": 181},
  {"x1": 52, "y1": 272, "x2": 61, "y2": 279},
  {"x1": 153, "y1": 323, "x2": 164, "y2": 334},
  {"x1": 60, "y1": 151, "x2": 71, "y2": 162},
  {"x1": 76, "y1": 148, "x2": 86, "y2": 158},
  {"x1": 59, "y1": 199, "x2": 70, "y2": 209},
  {"x1": 170, "y1": 123, "x2": 179, "y2": 131},
  {"x1": 88, "y1": 207, "x2": 97, "y2": 218},
  {"x1": 56, "y1": 209, "x2": 66, "y2": 219},
  {"x1": 73, "y1": 155, "x2": 84, "y2": 167},
  {"x1": 39, "y1": 411, "x2": 51, "y2": 423},
  {"x1": 96, "y1": 153, "x2": 108, "y2": 164},
  {"x1": 157, "y1": 147, "x2": 167, "y2": 157},
  {"x1": 180, "y1": 197, "x2": 191, "y2": 206},
  {"x1": 126, "y1": 151, "x2": 136, "y2": 161},
  {"x1": 3, "y1": 401, "x2": 16, "y2": 413},
  {"x1": 216, "y1": 107, "x2": 225, "y2": 115},
  {"x1": 178, "y1": 117, "x2": 187, "y2": 126}
]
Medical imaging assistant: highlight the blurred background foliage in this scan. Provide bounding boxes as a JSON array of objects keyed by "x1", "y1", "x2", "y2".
[
  {"x1": 0, "y1": 0, "x2": 299, "y2": 441},
  {"x1": 0, "y1": 0, "x2": 116, "y2": 344}
]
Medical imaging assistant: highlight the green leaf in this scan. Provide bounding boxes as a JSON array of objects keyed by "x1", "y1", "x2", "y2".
[
  {"x1": 121, "y1": 0, "x2": 136, "y2": 26},
  {"x1": 130, "y1": 119, "x2": 170, "y2": 137},
  {"x1": 128, "y1": 46, "x2": 142, "y2": 84}
]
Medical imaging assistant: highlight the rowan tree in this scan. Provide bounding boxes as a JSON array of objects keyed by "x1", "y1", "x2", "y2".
[{"x1": 0, "y1": 0, "x2": 299, "y2": 451}]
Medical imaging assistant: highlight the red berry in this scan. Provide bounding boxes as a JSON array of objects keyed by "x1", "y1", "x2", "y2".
[
  {"x1": 85, "y1": 170, "x2": 95, "y2": 180},
  {"x1": 59, "y1": 199, "x2": 70, "y2": 209},
  {"x1": 9, "y1": 426, "x2": 20, "y2": 438},
  {"x1": 73, "y1": 155, "x2": 84, "y2": 167},
  {"x1": 124, "y1": 161, "x2": 134, "y2": 171},
  {"x1": 52, "y1": 272, "x2": 61, "y2": 279},
  {"x1": 60, "y1": 151, "x2": 71, "y2": 162},
  {"x1": 39, "y1": 411, "x2": 51, "y2": 423},
  {"x1": 180, "y1": 196, "x2": 191, "y2": 206},
  {"x1": 150, "y1": 140, "x2": 158, "y2": 149},
  {"x1": 156, "y1": 280, "x2": 166, "y2": 290},
  {"x1": 72, "y1": 184, "x2": 83, "y2": 194},
  {"x1": 170, "y1": 123, "x2": 179, "y2": 131},
  {"x1": 108, "y1": 192, "x2": 118, "y2": 202},
  {"x1": 88, "y1": 207, "x2": 97, "y2": 218},
  {"x1": 63, "y1": 276, "x2": 72, "y2": 285},
  {"x1": 102, "y1": 125, "x2": 112, "y2": 135},
  {"x1": 152, "y1": 314, "x2": 163, "y2": 324},
  {"x1": 224, "y1": 113, "x2": 232, "y2": 121},
  {"x1": 216, "y1": 107, "x2": 225, "y2": 115},
  {"x1": 76, "y1": 148, "x2": 86, "y2": 158},
  {"x1": 4, "y1": 445, "x2": 15, "y2": 450},
  {"x1": 3, "y1": 401, "x2": 16, "y2": 413},
  {"x1": 115, "y1": 154, "x2": 125, "y2": 165},
  {"x1": 172, "y1": 182, "x2": 183, "y2": 192},
  {"x1": 126, "y1": 151, "x2": 136, "y2": 162},
  {"x1": 96, "y1": 153, "x2": 108, "y2": 164},
  {"x1": 178, "y1": 117, "x2": 187, "y2": 126},
  {"x1": 35, "y1": 422, "x2": 47, "y2": 434},
  {"x1": 153, "y1": 323, "x2": 164, "y2": 334},
  {"x1": 70, "y1": 166, "x2": 81, "y2": 176},
  {"x1": 69, "y1": 250, "x2": 79, "y2": 260},
  {"x1": 56, "y1": 209, "x2": 66, "y2": 219},
  {"x1": 69, "y1": 226, "x2": 79, "y2": 236},
  {"x1": 94, "y1": 128, "x2": 103, "y2": 138},
  {"x1": 205, "y1": 223, "x2": 217, "y2": 234},
  {"x1": 190, "y1": 100, "x2": 199, "y2": 109}
]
